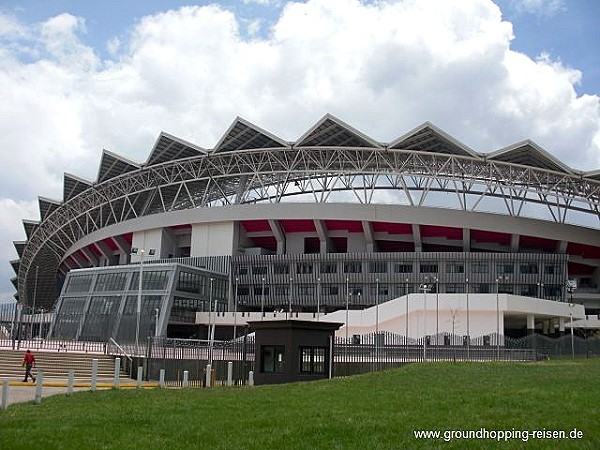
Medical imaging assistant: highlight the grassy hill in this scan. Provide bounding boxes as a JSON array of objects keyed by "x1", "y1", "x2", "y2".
[{"x1": 1, "y1": 360, "x2": 599, "y2": 449}]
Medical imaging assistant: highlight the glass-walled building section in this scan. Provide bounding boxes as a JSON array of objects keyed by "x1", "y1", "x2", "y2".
[
  {"x1": 49, "y1": 263, "x2": 227, "y2": 342},
  {"x1": 230, "y1": 252, "x2": 568, "y2": 312}
]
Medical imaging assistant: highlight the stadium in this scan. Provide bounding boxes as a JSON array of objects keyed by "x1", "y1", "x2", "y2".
[{"x1": 9, "y1": 114, "x2": 600, "y2": 344}]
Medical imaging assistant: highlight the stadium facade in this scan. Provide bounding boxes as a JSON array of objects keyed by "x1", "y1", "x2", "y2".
[{"x1": 10, "y1": 114, "x2": 600, "y2": 342}]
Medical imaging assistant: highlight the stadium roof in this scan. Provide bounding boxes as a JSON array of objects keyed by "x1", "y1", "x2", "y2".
[{"x1": 12, "y1": 114, "x2": 600, "y2": 309}]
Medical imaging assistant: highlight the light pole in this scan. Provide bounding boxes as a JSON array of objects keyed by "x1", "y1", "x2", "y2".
[
  {"x1": 375, "y1": 278, "x2": 380, "y2": 335},
  {"x1": 261, "y1": 277, "x2": 265, "y2": 320},
  {"x1": 434, "y1": 277, "x2": 439, "y2": 347},
  {"x1": 31, "y1": 265, "x2": 39, "y2": 340},
  {"x1": 345, "y1": 277, "x2": 350, "y2": 343},
  {"x1": 131, "y1": 247, "x2": 155, "y2": 355},
  {"x1": 317, "y1": 277, "x2": 321, "y2": 321},
  {"x1": 405, "y1": 278, "x2": 409, "y2": 346},
  {"x1": 466, "y1": 278, "x2": 470, "y2": 360},
  {"x1": 569, "y1": 302, "x2": 575, "y2": 359},
  {"x1": 233, "y1": 276, "x2": 239, "y2": 340},
  {"x1": 154, "y1": 308, "x2": 160, "y2": 338},
  {"x1": 288, "y1": 277, "x2": 293, "y2": 319},
  {"x1": 208, "y1": 278, "x2": 214, "y2": 365},
  {"x1": 496, "y1": 276, "x2": 508, "y2": 360},
  {"x1": 419, "y1": 282, "x2": 432, "y2": 361}
]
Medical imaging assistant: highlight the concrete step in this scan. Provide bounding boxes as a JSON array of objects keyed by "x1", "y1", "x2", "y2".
[{"x1": 0, "y1": 349, "x2": 129, "y2": 380}]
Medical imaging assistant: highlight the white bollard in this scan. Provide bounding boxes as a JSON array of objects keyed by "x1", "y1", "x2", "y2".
[
  {"x1": 35, "y1": 370, "x2": 43, "y2": 404},
  {"x1": 67, "y1": 369, "x2": 74, "y2": 396},
  {"x1": 91, "y1": 359, "x2": 98, "y2": 391},
  {"x1": 2, "y1": 379, "x2": 8, "y2": 410},
  {"x1": 248, "y1": 370, "x2": 254, "y2": 386},
  {"x1": 136, "y1": 366, "x2": 143, "y2": 389},
  {"x1": 159, "y1": 369, "x2": 165, "y2": 388},
  {"x1": 205, "y1": 364, "x2": 212, "y2": 388},
  {"x1": 182, "y1": 370, "x2": 189, "y2": 388},
  {"x1": 113, "y1": 357, "x2": 121, "y2": 389},
  {"x1": 227, "y1": 362, "x2": 233, "y2": 387}
]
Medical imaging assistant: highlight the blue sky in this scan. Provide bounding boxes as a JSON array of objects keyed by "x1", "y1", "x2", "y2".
[{"x1": 1, "y1": 0, "x2": 599, "y2": 303}]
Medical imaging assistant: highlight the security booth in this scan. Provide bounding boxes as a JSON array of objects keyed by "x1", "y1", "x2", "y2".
[{"x1": 249, "y1": 319, "x2": 343, "y2": 385}]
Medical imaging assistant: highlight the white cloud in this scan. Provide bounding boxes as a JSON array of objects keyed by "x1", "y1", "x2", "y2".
[{"x1": 0, "y1": 0, "x2": 599, "y2": 297}]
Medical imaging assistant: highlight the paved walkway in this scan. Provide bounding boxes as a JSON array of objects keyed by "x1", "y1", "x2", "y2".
[{"x1": 1, "y1": 377, "x2": 159, "y2": 409}]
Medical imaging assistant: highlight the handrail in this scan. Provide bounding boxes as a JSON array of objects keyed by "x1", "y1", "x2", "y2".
[{"x1": 108, "y1": 338, "x2": 133, "y2": 362}]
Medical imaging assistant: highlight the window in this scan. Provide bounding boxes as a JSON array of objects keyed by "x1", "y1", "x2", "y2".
[
  {"x1": 472, "y1": 261, "x2": 488, "y2": 274},
  {"x1": 394, "y1": 263, "x2": 413, "y2": 274},
  {"x1": 420, "y1": 262, "x2": 438, "y2": 274},
  {"x1": 520, "y1": 284, "x2": 537, "y2": 296},
  {"x1": 370, "y1": 284, "x2": 389, "y2": 296},
  {"x1": 470, "y1": 283, "x2": 490, "y2": 294},
  {"x1": 252, "y1": 266, "x2": 268, "y2": 275},
  {"x1": 95, "y1": 272, "x2": 128, "y2": 292},
  {"x1": 261, "y1": 345, "x2": 285, "y2": 373},
  {"x1": 131, "y1": 270, "x2": 170, "y2": 291},
  {"x1": 369, "y1": 262, "x2": 387, "y2": 274},
  {"x1": 544, "y1": 265, "x2": 556, "y2": 275},
  {"x1": 237, "y1": 266, "x2": 248, "y2": 276},
  {"x1": 319, "y1": 262, "x2": 337, "y2": 274},
  {"x1": 520, "y1": 263, "x2": 538, "y2": 275},
  {"x1": 298, "y1": 284, "x2": 315, "y2": 296},
  {"x1": 349, "y1": 285, "x2": 363, "y2": 296},
  {"x1": 299, "y1": 346, "x2": 326, "y2": 374},
  {"x1": 65, "y1": 275, "x2": 93, "y2": 293},
  {"x1": 274, "y1": 264, "x2": 289, "y2": 275},
  {"x1": 274, "y1": 285, "x2": 289, "y2": 296},
  {"x1": 237, "y1": 285, "x2": 250, "y2": 296},
  {"x1": 253, "y1": 285, "x2": 270, "y2": 296},
  {"x1": 497, "y1": 263, "x2": 514, "y2": 275},
  {"x1": 322, "y1": 284, "x2": 339, "y2": 296},
  {"x1": 344, "y1": 261, "x2": 362, "y2": 274},
  {"x1": 297, "y1": 262, "x2": 313, "y2": 274},
  {"x1": 446, "y1": 262, "x2": 464, "y2": 274},
  {"x1": 445, "y1": 284, "x2": 464, "y2": 294}
]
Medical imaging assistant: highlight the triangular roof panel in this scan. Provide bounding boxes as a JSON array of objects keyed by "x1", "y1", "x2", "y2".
[
  {"x1": 11, "y1": 277, "x2": 18, "y2": 290},
  {"x1": 63, "y1": 173, "x2": 93, "y2": 202},
  {"x1": 97, "y1": 150, "x2": 140, "y2": 183},
  {"x1": 295, "y1": 114, "x2": 382, "y2": 148},
  {"x1": 22, "y1": 219, "x2": 39, "y2": 239},
  {"x1": 389, "y1": 122, "x2": 478, "y2": 157},
  {"x1": 38, "y1": 197, "x2": 61, "y2": 221},
  {"x1": 10, "y1": 259, "x2": 19, "y2": 275},
  {"x1": 213, "y1": 117, "x2": 290, "y2": 153},
  {"x1": 487, "y1": 140, "x2": 571, "y2": 173},
  {"x1": 146, "y1": 132, "x2": 206, "y2": 166},
  {"x1": 13, "y1": 241, "x2": 26, "y2": 259}
]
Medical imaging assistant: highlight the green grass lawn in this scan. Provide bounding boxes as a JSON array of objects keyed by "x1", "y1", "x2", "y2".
[{"x1": 1, "y1": 360, "x2": 599, "y2": 449}]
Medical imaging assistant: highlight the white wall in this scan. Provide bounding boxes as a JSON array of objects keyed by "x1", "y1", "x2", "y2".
[
  {"x1": 190, "y1": 222, "x2": 236, "y2": 256},
  {"x1": 131, "y1": 229, "x2": 163, "y2": 263}
]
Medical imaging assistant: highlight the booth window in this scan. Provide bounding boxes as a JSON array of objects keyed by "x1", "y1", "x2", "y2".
[
  {"x1": 261, "y1": 345, "x2": 285, "y2": 373},
  {"x1": 300, "y1": 346, "x2": 327, "y2": 374}
]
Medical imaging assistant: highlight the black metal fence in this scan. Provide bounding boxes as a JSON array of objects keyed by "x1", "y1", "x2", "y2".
[
  {"x1": 4, "y1": 332, "x2": 599, "y2": 385},
  {"x1": 505, "y1": 334, "x2": 600, "y2": 358},
  {"x1": 142, "y1": 336, "x2": 255, "y2": 386},
  {"x1": 333, "y1": 332, "x2": 537, "y2": 377}
]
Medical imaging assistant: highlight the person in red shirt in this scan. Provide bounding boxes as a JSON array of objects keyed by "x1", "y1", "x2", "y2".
[{"x1": 22, "y1": 349, "x2": 36, "y2": 382}]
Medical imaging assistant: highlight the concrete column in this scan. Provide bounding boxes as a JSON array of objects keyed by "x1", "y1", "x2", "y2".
[
  {"x1": 527, "y1": 314, "x2": 535, "y2": 335},
  {"x1": 542, "y1": 320, "x2": 549, "y2": 335},
  {"x1": 559, "y1": 317, "x2": 566, "y2": 336}
]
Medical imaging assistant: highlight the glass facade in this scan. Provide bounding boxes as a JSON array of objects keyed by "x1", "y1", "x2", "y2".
[{"x1": 50, "y1": 263, "x2": 227, "y2": 342}]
